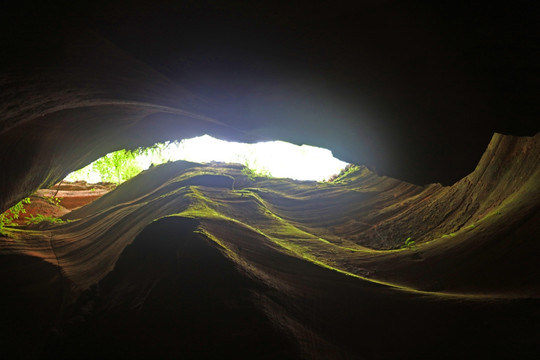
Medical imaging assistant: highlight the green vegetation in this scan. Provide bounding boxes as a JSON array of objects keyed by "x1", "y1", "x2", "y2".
[
  {"x1": 68, "y1": 143, "x2": 170, "y2": 184},
  {"x1": 441, "y1": 233, "x2": 456, "y2": 238},
  {"x1": 44, "y1": 195, "x2": 62, "y2": 207},
  {"x1": 401, "y1": 237, "x2": 416, "y2": 250},
  {"x1": 25, "y1": 214, "x2": 65, "y2": 225},
  {"x1": 90, "y1": 149, "x2": 141, "y2": 183},
  {"x1": 241, "y1": 160, "x2": 272, "y2": 181},
  {"x1": 0, "y1": 197, "x2": 31, "y2": 235},
  {"x1": 1, "y1": 196, "x2": 68, "y2": 234},
  {"x1": 327, "y1": 164, "x2": 360, "y2": 183}
]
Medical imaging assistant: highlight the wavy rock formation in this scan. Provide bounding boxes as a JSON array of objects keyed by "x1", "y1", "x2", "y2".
[{"x1": 1, "y1": 133, "x2": 539, "y2": 359}]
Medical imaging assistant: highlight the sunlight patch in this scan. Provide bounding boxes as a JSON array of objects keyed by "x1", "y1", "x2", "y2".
[{"x1": 65, "y1": 135, "x2": 349, "y2": 183}]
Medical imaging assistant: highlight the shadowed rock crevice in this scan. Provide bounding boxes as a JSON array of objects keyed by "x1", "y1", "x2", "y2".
[{"x1": 45, "y1": 216, "x2": 300, "y2": 359}]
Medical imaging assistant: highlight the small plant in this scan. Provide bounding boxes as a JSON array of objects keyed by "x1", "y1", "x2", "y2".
[
  {"x1": 44, "y1": 196, "x2": 62, "y2": 207},
  {"x1": 25, "y1": 214, "x2": 65, "y2": 225},
  {"x1": 0, "y1": 197, "x2": 31, "y2": 234},
  {"x1": 401, "y1": 237, "x2": 416, "y2": 250}
]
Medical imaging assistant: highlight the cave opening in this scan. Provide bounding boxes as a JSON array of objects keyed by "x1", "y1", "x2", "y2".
[
  {"x1": 0, "y1": 134, "x2": 350, "y2": 228},
  {"x1": 65, "y1": 134, "x2": 350, "y2": 184}
]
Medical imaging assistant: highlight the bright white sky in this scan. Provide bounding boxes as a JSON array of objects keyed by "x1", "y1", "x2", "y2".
[{"x1": 67, "y1": 135, "x2": 349, "y2": 182}]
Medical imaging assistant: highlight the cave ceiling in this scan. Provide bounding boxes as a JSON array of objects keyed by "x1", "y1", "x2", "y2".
[{"x1": 1, "y1": 1, "x2": 538, "y2": 210}]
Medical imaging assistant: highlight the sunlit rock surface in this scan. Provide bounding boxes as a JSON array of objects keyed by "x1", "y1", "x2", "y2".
[{"x1": 1, "y1": 133, "x2": 539, "y2": 359}]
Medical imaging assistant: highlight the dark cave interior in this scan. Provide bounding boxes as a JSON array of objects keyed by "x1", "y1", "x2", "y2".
[{"x1": 1, "y1": 1, "x2": 539, "y2": 359}]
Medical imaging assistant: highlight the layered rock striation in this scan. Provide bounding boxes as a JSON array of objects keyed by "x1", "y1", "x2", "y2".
[{"x1": 1, "y1": 133, "x2": 539, "y2": 358}]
